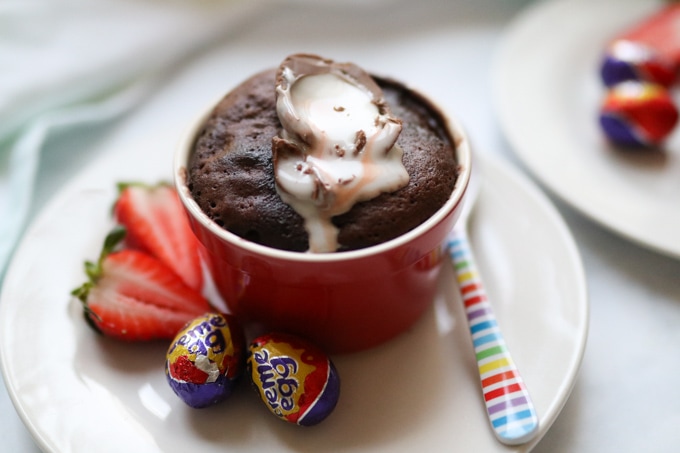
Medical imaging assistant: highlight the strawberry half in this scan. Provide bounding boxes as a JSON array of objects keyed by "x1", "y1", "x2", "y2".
[
  {"x1": 72, "y1": 228, "x2": 212, "y2": 341},
  {"x1": 113, "y1": 182, "x2": 204, "y2": 292}
]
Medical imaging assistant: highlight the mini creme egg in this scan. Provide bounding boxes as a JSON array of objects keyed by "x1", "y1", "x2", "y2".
[
  {"x1": 601, "y1": 40, "x2": 676, "y2": 88},
  {"x1": 165, "y1": 313, "x2": 245, "y2": 408},
  {"x1": 247, "y1": 333, "x2": 340, "y2": 426},
  {"x1": 599, "y1": 81, "x2": 679, "y2": 148}
]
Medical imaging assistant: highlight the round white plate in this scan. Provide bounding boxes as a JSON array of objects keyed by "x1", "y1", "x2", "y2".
[
  {"x1": 493, "y1": 0, "x2": 680, "y2": 259},
  {"x1": 0, "y1": 145, "x2": 587, "y2": 452}
]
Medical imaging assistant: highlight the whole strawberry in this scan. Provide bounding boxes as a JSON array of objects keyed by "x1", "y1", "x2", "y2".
[
  {"x1": 113, "y1": 183, "x2": 204, "y2": 292},
  {"x1": 72, "y1": 228, "x2": 212, "y2": 341}
]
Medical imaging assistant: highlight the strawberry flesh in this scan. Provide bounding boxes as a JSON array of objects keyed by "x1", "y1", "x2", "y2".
[
  {"x1": 73, "y1": 229, "x2": 212, "y2": 341},
  {"x1": 86, "y1": 284, "x2": 205, "y2": 341},
  {"x1": 100, "y1": 250, "x2": 209, "y2": 313},
  {"x1": 114, "y1": 183, "x2": 204, "y2": 292}
]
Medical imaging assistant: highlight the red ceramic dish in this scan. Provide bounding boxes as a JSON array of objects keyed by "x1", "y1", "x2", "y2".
[{"x1": 174, "y1": 89, "x2": 471, "y2": 354}]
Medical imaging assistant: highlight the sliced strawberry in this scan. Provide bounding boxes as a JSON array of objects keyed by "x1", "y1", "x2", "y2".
[
  {"x1": 72, "y1": 228, "x2": 211, "y2": 341},
  {"x1": 113, "y1": 182, "x2": 204, "y2": 292}
]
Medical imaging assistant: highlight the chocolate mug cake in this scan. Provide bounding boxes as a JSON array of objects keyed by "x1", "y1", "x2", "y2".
[
  {"x1": 187, "y1": 54, "x2": 460, "y2": 253},
  {"x1": 175, "y1": 53, "x2": 470, "y2": 352}
]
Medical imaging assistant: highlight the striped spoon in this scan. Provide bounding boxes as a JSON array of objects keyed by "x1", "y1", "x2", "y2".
[{"x1": 446, "y1": 161, "x2": 539, "y2": 445}]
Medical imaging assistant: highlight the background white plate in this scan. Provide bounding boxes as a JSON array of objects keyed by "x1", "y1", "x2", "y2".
[
  {"x1": 0, "y1": 143, "x2": 587, "y2": 452},
  {"x1": 493, "y1": 0, "x2": 680, "y2": 259}
]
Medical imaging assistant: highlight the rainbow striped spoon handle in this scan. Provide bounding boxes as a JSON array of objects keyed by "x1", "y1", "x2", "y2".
[{"x1": 447, "y1": 227, "x2": 539, "y2": 445}]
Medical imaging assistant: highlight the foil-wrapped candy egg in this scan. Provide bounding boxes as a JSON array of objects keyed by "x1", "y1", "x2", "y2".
[
  {"x1": 601, "y1": 40, "x2": 676, "y2": 88},
  {"x1": 166, "y1": 313, "x2": 245, "y2": 408},
  {"x1": 599, "y1": 81, "x2": 678, "y2": 148},
  {"x1": 247, "y1": 333, "x2": 340, "y2": 426}
]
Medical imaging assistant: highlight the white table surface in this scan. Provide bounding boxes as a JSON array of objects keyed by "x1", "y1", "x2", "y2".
[{"x1": 2, "y1": 0, "x2": 679, "y2": 452}]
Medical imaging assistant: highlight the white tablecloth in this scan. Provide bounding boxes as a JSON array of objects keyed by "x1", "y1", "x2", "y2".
[{"x1": 2, "y1": 0, "x2": 679, "y2": 451}]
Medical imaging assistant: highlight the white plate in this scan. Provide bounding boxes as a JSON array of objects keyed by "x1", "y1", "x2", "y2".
[
  {"x1": 493, "y1": 0, "x2": 680, "y2": 259},
  {"x1": 0, "y1": 145, "x2": 587, "y2": 452}
]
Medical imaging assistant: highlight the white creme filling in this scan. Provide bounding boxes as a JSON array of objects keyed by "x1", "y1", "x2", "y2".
[{"x1": 274, "y1": 68, "x2": 409, "y2": 253}]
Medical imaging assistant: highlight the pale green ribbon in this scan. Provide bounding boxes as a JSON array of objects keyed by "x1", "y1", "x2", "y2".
[
  {"x1": 0, "y1": 0, "x2": 262, "y2": 278},
  {"x1": 0, "y1": 79, "x2": 153, "y2": 275}
]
